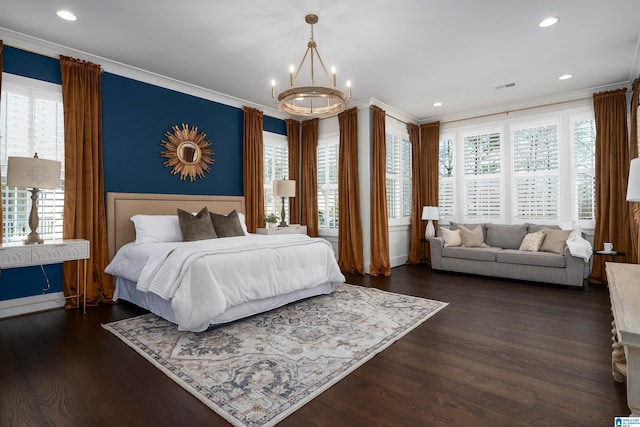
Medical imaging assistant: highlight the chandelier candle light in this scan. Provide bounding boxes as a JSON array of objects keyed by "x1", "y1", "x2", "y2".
[
  {"x1": 273, "y1": 179, "x2": 296, "y2": 227},
  {"x1": 6, "y1": 154, "x2": 62, "y2": 244},
  {"x1": 422, "y1": 206, "x2": 439, "y2": 240},
  {"x1": 271, "y1": 14, "x2": 351, "y2": 118}
]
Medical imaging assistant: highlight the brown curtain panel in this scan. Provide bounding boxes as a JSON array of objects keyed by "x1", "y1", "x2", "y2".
[
  {"x1": 591, "y1": 88, "x2": 632, "y2": 280},
  {"x1": 286, "y1": 119, "x2": 301, "y2": 224},
  {"x1": 337, "y1": 107, "x2": 364, "y2": 274},
  {"x1": 242, "y1": 106, "x2": 264, "y2": 233},
  {"x1": 60, "y1": 55, "x2": 114, "y2": 308},
  {"x1": 630, "y1": 78, "x2": 639, "y2": 264},
  {"x1": 300, "y1": 118, "x2": 319, "y2": 237},
  {"x1": 0, "y1": 40, "x2": 3, "y2": 243},
  {"x1": 406, "y1": 123, "x2": 422, "y2": 264},
  {"x1": 420, "y1": 121, "x2": 440, "y2": 262},
  {"x1": 370, "y1": 106, "x2": 390, "y2": 276}
]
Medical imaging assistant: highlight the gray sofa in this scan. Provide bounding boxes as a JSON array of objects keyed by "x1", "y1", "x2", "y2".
[{"x1": 429, "y1": 223, "x2": 587, "y2": 287}]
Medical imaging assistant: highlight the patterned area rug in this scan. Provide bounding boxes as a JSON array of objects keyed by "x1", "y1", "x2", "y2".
[{"x1": 102, "y1": 284, "x2": 447, "y2": 427}]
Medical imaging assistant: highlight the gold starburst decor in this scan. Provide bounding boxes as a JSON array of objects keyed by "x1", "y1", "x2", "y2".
[{"x1": 161, "y1": 124, "x2": 214, "y2": 181}]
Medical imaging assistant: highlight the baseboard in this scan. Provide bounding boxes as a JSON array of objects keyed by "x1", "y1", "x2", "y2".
[
  {"x1": 0, "y1": 292, "x2": 65, "y2": 319},
  {"x1": 390, "y1": 255, "x2": 408, "y2": 268}
]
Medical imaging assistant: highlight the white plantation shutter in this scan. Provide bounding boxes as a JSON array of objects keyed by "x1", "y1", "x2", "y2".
[
  {"x1": 385, "y1": 119, "x2": 412, "y2": 225},
  {"x1": 572, "y1": 116, "x2": 596, "y2": 223},
  {"x1": 1, "y1": 78, "x2": 65, "y2": 243},
  {"x1": 512, "y1": 122, "x2": 559, "y2": 221},
  {"x1": 463, "y1": 131, "x2": 502, "y2": 220},
  {"x1": 263, "y1": 132, "x2": 289, "y2": 220},
  {"x1": 438, "y1": 135, "x2": 455, "y2": 220},
  {"x1": 317, "y1": 136, "x2": 339, "y2": 232}
]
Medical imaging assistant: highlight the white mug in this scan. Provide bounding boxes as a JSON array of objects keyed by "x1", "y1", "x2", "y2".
[{"x1": 604, "y1": 242, "x2": 613, "y2": 252}]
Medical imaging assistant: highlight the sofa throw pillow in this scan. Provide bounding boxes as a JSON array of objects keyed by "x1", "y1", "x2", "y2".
[
  {"x1": 210, "y1": 209, "x2": 245, "y2": 237},
  {"x1": 177, "y1": 207, "x2": 217, "y2": 242},
  {"x1": 441, "y1": 228, "x2": 462, "y2": 247},
  {"x1": 450, "y1": 222, "x2": 486, "y2": 242},
  {"x1": 459, "y1": 225, "x2": 488, "y2": 247},
  {"x1": 540, "y1": 228, "x2": 572, "y2": 254},
  {"x1": 519, "y1": 230, "x2": 546, "y2": 252},
  {"x1": 485, "y1": 223, "x2": 528, "y2": 249}
]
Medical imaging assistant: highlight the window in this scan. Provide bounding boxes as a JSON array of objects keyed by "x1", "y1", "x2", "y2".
[
  {"x1": 1, "y1": 75, "x2": 65, "y2": 244},
  {"x1": 463, "y1": 129, "x2": 502, "y2": 220},
  {"x1": 571, "y1": 114, "x2": 596, "y2": 226},
  {"x1": 263, "y1": 132, "x2": 289, "y2": 222},
  {"x1": 386, "y1": 119, "x2": 412, "y2": 225},
  {"x1": 438, "y1": 134, "x2": 455, "y2": 221},
  {"x1": 317, "y1": 134, "x2": 339, "y2": 234},
  {"x1": 511, "y1": 120, "x2": 560, "y2": 221}
]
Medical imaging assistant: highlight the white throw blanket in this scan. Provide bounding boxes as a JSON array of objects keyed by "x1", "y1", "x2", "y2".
[
  {"x1": 117, "y1": 234, "x2": 345, "y2": 332},
  {"x1": 560, "y1": 221, "x2": 593, "y2": 262}
]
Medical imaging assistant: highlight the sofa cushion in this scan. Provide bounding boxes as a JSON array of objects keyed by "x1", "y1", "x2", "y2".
[
  {"x1": 540, "y1": 228, "x2": 572, "y2": 254},
  {"x1": 527, "y1": 223, "x2": 560, "y2": 233},
  {"x1": 450, "y1": 222, "x2": 486, "y2": 241},
  {"x1": 519, "y1": 230, "x2": 545, "y2": 252},
  {"x1": 459, "y1": 225, "x2": 488, "y2": 247},
  {"x1": 496, "y1": 249, "x2": 566, "y2": 268},
  {"x1": 485, "y1": 223, "x2": 528, "y2": 249},
  {"x1": 441, "y1": 228, "x2": 462, "y2": 247},
  {"x1": 441, "y1": 246, "x2": 501, "y2": 262}
]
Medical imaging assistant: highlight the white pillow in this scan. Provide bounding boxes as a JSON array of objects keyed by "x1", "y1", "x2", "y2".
[
  {"x1": 237, "y1": 211, "x2": 249, "y2": 235},
  {"x1": 441, "y1": 228, "x2": 462, "y2": 247},
  {"x1": 130, "y1": 215, "x2": 182, "y2": 244}
]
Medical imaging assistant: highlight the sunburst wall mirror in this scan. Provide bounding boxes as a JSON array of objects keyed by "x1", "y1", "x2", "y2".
[{"x1": 160, "y1": 124, "x2": 214, "y2": 181}]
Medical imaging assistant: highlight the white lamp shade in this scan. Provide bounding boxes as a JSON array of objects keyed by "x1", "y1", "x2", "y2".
[
  {"x1": 628, "y1": 157, "x2": 640, "y2": 202},
  {"x1": 273, "y1": 179, "x2": 296, "y2": 197},
  {"x1": 421, "y1": 206, "x2": 439, "y2": 220},
  {"x1": 7, "y1": 156, "x2": 61, "y2": 189}
]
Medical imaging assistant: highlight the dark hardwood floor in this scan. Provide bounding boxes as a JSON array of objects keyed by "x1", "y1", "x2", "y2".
[{"x1": 1, "y1": 264, "x2": 629, "y2": 426}]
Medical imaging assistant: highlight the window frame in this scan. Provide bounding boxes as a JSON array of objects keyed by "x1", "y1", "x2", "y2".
[
  {"x1": 1, "y1": 73, "x2": 65, "y2": 244},
  {"x1": 385, "y1": 118, "x2": 412, "y2": 227},
  {"x1": 317, "y1": 132, "x2": 339, "y2": 236},
  {"x1": 262, "y1": 131, "x2": 289, "y2": 224}
]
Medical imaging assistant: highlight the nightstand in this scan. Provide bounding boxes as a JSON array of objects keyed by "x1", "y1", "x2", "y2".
[
  {"x1": 0, "y1": 239, "x2": 90, "y2": 313},
  {"x1": 256, "y1": 225, "x2": 308, "y2": 235}
]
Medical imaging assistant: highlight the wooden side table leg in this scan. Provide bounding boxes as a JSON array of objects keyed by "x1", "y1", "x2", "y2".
[{"x1": 612, "y1": 319, "x2": 627, "y2": 382}]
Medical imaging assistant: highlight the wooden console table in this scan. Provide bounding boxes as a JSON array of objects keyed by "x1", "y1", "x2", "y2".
[
  {"x1": 0, "y1": 239, "x2": 90, "y2": 314},
  {"x1": 606, "y1": 262, "x2": 640, "y2": 416}
]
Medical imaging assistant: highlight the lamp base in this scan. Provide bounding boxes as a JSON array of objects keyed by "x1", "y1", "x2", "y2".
[
  {"x1": 24, "y1": 232, "x2": 44, "y2": 245},
  {"x1": 278, "y1": 196, "x2": 289, "y2": 227},
  {"x1": 425, "y1": 220, "x2": 435, "y2": 240}
]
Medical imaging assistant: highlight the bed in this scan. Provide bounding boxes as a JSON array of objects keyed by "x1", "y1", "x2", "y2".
[{"x1": 105, "y1": 192, "x2": 345, "y2": 332}]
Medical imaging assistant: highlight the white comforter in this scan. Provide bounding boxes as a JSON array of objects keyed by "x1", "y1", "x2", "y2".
[{"x1": 105, "y1": 234, "x2": 345, "y2": 332}]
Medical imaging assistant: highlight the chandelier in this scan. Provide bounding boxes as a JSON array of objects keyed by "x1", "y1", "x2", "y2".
[{"x1": 271, "y1": 14, "x2": 351, "y2": 118}]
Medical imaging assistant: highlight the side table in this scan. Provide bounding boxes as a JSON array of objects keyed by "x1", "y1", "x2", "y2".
[
  {"x1": 256, "y1": 225, "x2": 308, "y2": 235},
  {"x1": 0, "y1": 239, "x2": 90, "y2": 313},
  {"x1": 590, "y1": 250, "x2": 626, "y2": 285}
]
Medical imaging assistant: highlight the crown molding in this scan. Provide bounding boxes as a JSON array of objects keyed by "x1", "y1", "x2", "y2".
[{"x1": 0, "y1": 26, "x2": 288, "y2": 119}]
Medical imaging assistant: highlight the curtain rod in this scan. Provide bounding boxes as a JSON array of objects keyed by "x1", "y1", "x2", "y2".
[
  {"x1": 369, "y1": 106, "x2": 411, "y2": 125},
  {"x1": 442, "y1": 89, "x2": 634, "y2": 125}
]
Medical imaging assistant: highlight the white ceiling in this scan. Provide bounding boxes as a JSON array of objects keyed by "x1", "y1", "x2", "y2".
[{"x1": 1, "y1": 0, "x2": 639, "y2": 122}]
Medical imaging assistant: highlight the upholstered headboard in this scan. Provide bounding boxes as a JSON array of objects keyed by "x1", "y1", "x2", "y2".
[{"x1": 106, "y1": 192, "x2": 245, "y2": 259}]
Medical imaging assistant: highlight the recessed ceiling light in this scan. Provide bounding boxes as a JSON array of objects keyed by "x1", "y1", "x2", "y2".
[
  {"x1": 433, "y1": 102, "x2": 443, "y2": 107},
  {"x1": 539, "y1": 17, "x2": 559, "y2": 28},
  {"x1": 56, "y1": 10, "x2": 77, "y2": 21},
  {"x1": 558, "y1": 74, "x2": 573, "y2": 80}
]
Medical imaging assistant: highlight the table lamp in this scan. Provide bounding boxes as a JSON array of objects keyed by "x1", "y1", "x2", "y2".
[
  {"x1": 273, "y1": 179, "x2": 296, "y2": 227},
  {"x1": 421, "y1": 206, "x2": 439, "y2": 240},
  {"x1": 6, "y1": 154, "x2": 62, "y2": 244}
]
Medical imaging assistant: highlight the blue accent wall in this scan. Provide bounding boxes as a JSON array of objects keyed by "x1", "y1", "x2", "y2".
[{"x1": 1, "y1": 45, "x2": 286, "y2": 302}]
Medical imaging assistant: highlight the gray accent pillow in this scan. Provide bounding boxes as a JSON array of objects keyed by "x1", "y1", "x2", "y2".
[
  {"x1": 210, "y1": 209, "x2": 245, "y2": 238},
  {"x1": 527, "y1": 223, "x2": 560, "y2": 233},
  {"x1": 485, "y1": 223, "x2": 528, "y2": 249},
  {"x1": 540, "y1": 228, "x2": 572, "y2": 254},
  {"x1": 177, "y1": 207, "x2": 217, "y2": 242}
]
